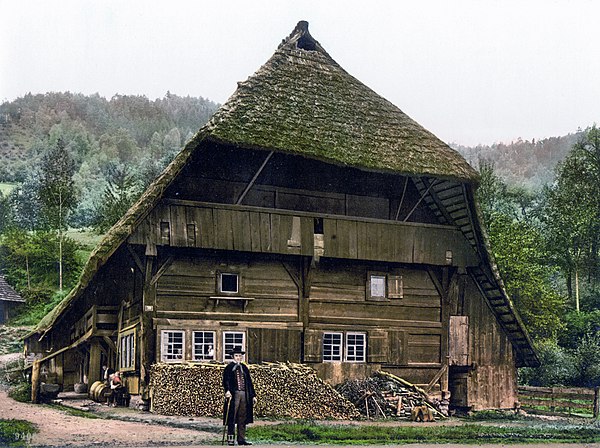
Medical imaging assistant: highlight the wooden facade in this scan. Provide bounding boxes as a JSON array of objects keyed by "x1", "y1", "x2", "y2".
[{"x1": 24, "y1": 21, "x2": 537, "y2": 412}]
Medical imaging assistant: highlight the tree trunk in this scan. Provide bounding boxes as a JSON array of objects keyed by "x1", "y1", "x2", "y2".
[{"x1": 575, "y1": 268, "x2": 580, "y2": 312}]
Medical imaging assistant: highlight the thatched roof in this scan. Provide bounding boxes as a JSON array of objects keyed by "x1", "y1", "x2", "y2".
[
  {"x1": 205, "y1": 21, "x2": 479, "y2": 183},
  {"x1": 29, "y1": 21, "x2": 536, "y2": 367}
]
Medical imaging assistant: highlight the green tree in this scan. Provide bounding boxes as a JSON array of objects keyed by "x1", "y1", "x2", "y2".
[
  {"x1": 540, "y1": 126, "x2": 600, "y2": 310},
  {"x1": 92, "y1": 163, "x2": 140, "y2": 233},
  {"x1": 38, "y1": 138, "x2": 79, "y2": 290},
  {"x1": 477, "y1": 162, "x2": 566, "y2": 339}
]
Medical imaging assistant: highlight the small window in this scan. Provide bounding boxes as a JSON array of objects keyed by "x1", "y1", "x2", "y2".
[
  {"x1": 220, "y1": 273, "x2": 239, "y2": 294},
  {"x1": 161, "y1": 330, "x2": 185, "y2": 362},
  {"x1": 119, "y1": 329, "x2": 136, "y2": 371},
  {"x1": 370, "y1": 275, "x2": 386, "y2": 299},
  {"x1": 193, "y1": 331, "x2": 216, "y2": 361},
  {"x1": 223, "y1": 331, "x2": 245, "y2": 362},
  {"x1": 323, "y1": 332, "x2": 343, "y2": 362},
  {"x1": 345, "y1": 332, "x2": 366, "y2": 362}
]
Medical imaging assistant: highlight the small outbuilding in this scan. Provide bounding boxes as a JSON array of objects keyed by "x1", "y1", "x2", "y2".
[
  {"x1": 0, "y1": 274, "x2": 25, "y2": 324},
  {"x1": 25, "y1": 21, "x2": 538, "y2": 413}
]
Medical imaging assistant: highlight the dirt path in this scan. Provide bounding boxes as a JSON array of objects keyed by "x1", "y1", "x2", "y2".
[
  {"x1": 0, "y1": 389, "x2": 216, "y2": 447},
  {"x1": 3, "y1": 387, "x2": 600, "y2": 447}
]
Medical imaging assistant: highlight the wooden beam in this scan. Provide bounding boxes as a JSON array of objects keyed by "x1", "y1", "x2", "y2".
[
  {"x1": 126, "y1": 245, "x2": 144, "y2": 274},
  {"x1": 150, "y1": 256, "x2": 174, "y2": 286},
  {"x1": 394, "y1": 176, "x2": 410, "y2": 220},
  {"x1": 420, "y1": 178, "x2": 456, "y2": 226},
  {"x1": 236, "y1": 151, "x2": 274, "y2": 205},
  {"x1": 424, "y1": 364, "x2": 448, "y2": 394},
  {"x1": 402, "y1": 179, "x2": 437, "y2": 222},
  {"x1": 282, "y1": 261, "x2": 300, "y2": 291}
]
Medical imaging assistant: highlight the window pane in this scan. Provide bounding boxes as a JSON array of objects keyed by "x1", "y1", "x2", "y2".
[
  {"x1": 224, "y1": 331, "x2": 245, "y2": 361},
  {"x1": 221, "y1": 273, "x2": 239, "y2": 293},
  {"x1": 346, "y1": 333, "x2": 366, "y2": 362},
  {"x1": 323, "y1": 332, "x2": 342, "y2": 362},
  {"x1": 371, "y1": 275, "x2": 386, "y2": 297},
  {"x1": 193, "y1": 331, "x2": 215, "y2": 361},
  {"x1": 163, "y1": 331, "x2": 184, "y2": 361}
]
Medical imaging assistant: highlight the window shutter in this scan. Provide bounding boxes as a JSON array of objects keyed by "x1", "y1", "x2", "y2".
[
  {"x1": 367, "y1": 330, "x2": 388, "y2": 363},
  {"x1": 247, "y1": 328, "x2": 261, "y2": 364},
  {"x1": 388, "y1": 275, "x2": 403, "y2": 299},
  {"x1": 303, "y1": 329, "x2": 322, "y2": 362}
]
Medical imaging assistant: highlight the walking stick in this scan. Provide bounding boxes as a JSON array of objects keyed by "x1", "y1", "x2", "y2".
[{"x1": 222, "y1": 396, "x2": 232, "y2": 445}]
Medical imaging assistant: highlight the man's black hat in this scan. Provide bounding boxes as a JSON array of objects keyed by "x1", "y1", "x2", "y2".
[{"x1": 229, "y1": 346, "x2": 245, "y2": 355}]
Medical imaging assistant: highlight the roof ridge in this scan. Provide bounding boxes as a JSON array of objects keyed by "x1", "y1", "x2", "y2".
[{"x1": 277, "y1": 20, "x2": 336, "y2": 63}]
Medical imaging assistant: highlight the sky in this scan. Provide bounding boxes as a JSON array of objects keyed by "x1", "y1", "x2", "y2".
[{"x1": 1, "y1": 0, "x2": 599, "y2": 146}]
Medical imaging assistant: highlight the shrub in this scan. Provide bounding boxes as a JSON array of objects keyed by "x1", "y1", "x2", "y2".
[
  {"x1": 0, "y1": 419, "x2": 37, "y2": 446},
  {"x1": 8, "y1": 382, "x2": 31, "y2": 403}
]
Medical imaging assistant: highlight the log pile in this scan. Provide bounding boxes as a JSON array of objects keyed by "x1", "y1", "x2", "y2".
[
  {"x1": 335, "y1": 371, "x2": 446, "y2": 419},
  {"x1": 149, "y1": 362, "x2": 359, "y2": 419}
]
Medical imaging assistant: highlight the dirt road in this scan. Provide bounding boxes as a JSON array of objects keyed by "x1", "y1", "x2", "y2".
[{"x1": 0, "y1": 389, "x2": 216, "y2": 447}]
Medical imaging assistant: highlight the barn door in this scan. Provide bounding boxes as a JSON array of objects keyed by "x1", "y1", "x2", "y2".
[{"x1": 449, "y1": 316, "x2": 469, "y2": 366}]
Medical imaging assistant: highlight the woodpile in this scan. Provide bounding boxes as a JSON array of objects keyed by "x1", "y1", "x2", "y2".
[
  {"x1": 149, "y1": 362, "x2": 359, "y2": 419},
  {"x1": 335, "y1": 371, "x2": 446, "y2": 419}
]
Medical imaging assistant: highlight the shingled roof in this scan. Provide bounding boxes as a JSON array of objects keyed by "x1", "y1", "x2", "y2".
[
  {"x1": 29, "y1": 21, "x2": 537, "y2": 367},
  {"x1": 0, "y1": 275, "x2": 24, "y2": 303}
]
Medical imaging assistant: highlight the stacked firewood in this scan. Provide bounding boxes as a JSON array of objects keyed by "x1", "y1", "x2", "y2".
[
  {"x1": 149, "y1": 362, "x2": 359, "y2": 419},
  {"x1": 335, "y1": 371, "x2": 445, "y2": 419}
]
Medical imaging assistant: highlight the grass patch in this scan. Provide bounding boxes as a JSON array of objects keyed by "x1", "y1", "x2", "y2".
[
  {"x1": 248, "y1": 422, "x2": 600, "y2": 444},
  {"x1": 47, "y1": 404, "x2": 100, "y2": 419},
  {"x1": 466, "y1": 410, "x2": 529, "y2": 421},
  {"x1": 10, "y1": 290, "x2": 68, "y2": 326},
  {"x1": 0, "y1": 182, "x2": 16, "y2": 195},
  {"x1": 0, "y1": 419, "x2": 37, "y2": 447}
]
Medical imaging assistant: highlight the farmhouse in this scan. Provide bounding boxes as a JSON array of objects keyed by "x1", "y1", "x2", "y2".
[{"x1": 24, "y1": 21, "x2": 538, "y2": 412}]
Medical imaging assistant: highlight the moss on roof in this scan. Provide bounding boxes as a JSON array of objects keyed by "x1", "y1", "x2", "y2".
[{"x1": 205, "y1": 21, "x2": 479, "y2": 183}]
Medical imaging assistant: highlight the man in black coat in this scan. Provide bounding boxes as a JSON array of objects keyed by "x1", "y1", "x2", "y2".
[{"x1": 222, "y1": 346, "x2": 256, "y2": 446}]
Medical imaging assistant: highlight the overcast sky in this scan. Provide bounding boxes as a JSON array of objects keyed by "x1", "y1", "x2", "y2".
[{"x1": 2, "y1": 0, "x2": 599, "y2": 146}]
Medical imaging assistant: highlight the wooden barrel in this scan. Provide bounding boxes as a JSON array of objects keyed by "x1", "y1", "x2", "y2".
[{"x1": 89, "y1": 381, "x2": 103, "y2": 401}]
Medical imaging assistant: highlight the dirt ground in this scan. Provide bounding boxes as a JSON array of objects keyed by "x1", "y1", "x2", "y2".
[
  {"x1": 3, "y1": 390, "x2": 600, "y2": 448},
  {"x1": 1, "y1": 351, "x2": 600, "y2": 448}
]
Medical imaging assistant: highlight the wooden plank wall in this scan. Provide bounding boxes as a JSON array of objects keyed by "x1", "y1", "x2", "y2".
[
  {"x1": 154, "y1": 255, "x2": 299, "y2": 321},
  {"x1": 463, "y1": 277, "x2": 518, "y2": 410},
  {"x1": 128, "y1": 201, "x2": 478, "y2": 267}
]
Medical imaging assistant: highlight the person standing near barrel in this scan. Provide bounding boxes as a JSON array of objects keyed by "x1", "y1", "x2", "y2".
[{"x1": 222, "y1": 347, "x2": 256, "y2": 446}]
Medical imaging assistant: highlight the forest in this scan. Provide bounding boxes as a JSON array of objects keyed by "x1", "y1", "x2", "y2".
[{"x1": 0, "y1": 92, "x2": 598, "y2": 388}]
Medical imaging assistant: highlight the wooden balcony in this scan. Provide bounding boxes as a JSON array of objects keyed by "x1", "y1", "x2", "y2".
[{"x1": 128, "y1": 199, "x2": 479, "y2": 267}]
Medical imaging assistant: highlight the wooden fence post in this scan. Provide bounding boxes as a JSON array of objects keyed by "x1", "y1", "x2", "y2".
[
  {"x1": 594, "y1": 387, "x2": 600, "y2": 419},
  {"x1": 31, "y1": 360, "x2": 40, "y2": 404}
]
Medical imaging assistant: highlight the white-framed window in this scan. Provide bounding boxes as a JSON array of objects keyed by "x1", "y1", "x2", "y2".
[
  {"x1": 119, "y1": 329, "x2": 136, "y2": 371},
  {"x1": 369, "y1": 275, "x2": 387, "y2": 299},
  {"x1": 223, "y1": 331, "x2": 245, "y2": 362},
  {"x1": 193, "y1": 331, "x2": 216, "y2": 361},
  {"x1": 219, "y1": 272, "x2": 239, "y2": 294},
  {"x1": 161, "y1": 330, "x2": 185, "y2": 362},
  {"x1": 345, "y1": 332, "x2": 367, "y2": 362},
  {"x1": 323, "y1": 332, "x2": 343, "y2": 362}
]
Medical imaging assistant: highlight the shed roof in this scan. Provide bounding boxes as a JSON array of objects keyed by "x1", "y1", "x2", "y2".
[{"x1": 0, "y1": 275, "x2": 25, "y2": 303}]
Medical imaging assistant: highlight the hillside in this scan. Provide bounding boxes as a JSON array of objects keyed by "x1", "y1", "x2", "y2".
[
  {"x1": 0, "y1": 92, "x2": 219, "y2": 182},
  {"x1": 453, "y1": 133, "x2": 582, "y2": 188}
]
